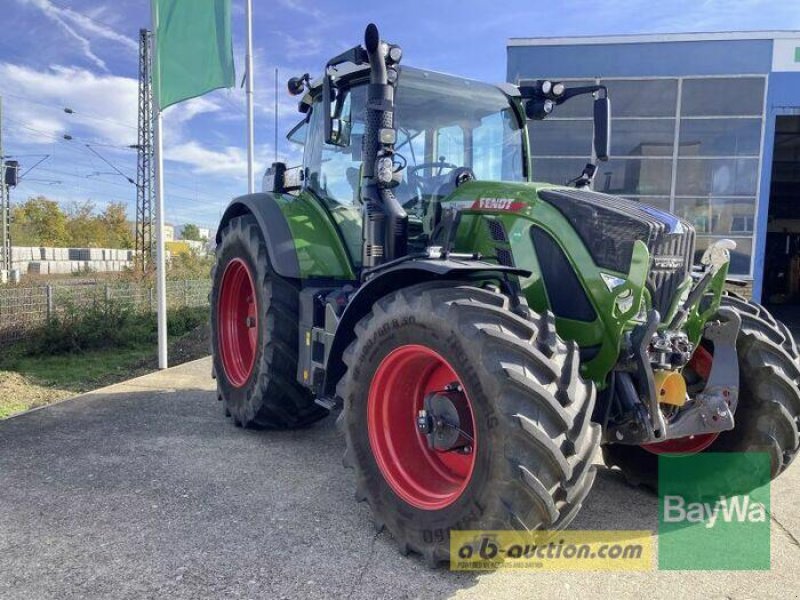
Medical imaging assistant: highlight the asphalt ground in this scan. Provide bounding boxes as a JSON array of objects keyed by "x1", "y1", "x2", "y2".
[{"x1": 1, "y1": 357, "x2": 799, "y2": 599}]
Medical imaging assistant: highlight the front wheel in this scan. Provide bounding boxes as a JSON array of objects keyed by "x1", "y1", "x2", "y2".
[{"x1": 337, "y1": 283, "x2": 600, "y2": 564}]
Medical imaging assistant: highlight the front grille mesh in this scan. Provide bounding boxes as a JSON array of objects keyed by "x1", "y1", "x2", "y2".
[
  {"x1": 538, "y1": 189, "x2": 695, "y2": 317},
  {"x1": 647, "y1": 227, "x2": 695, "y2": 317}
]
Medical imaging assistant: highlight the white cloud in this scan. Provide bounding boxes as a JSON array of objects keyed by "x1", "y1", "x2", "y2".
[
  {"x1": 0, "y1": 62, "x2": 259, "y2": 199},
  {"x1": 165, "y1": 96, "x2": 225, "y2": 124},
  {"x1": 0, "y1": 63, "x2": 139, "y2": 144},
  {"x1": 24, "y1": 0, "x2": 107, "y2": 70},
  {"x1": 164, "y1": 141, "x2": 249, "y2": 176},
  {"x1": 19, "y1": 0, "x2": 137, "y2": 70},
  {"x1": 275, "y1": 0, "x2": 323, "y2": 20}
]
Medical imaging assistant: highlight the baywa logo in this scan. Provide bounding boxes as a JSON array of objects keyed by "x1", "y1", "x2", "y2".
[
  {"x1": 663, "y1": 494, "x2": 767, "y2": 529},
  {"x1": 658, "y1": 453, "x2": 771, "y2": 570}
]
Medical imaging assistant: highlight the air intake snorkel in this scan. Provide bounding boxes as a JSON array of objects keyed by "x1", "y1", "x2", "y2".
[{"x1": 359, "y1": 23, "x2": 408, "y2": 271}]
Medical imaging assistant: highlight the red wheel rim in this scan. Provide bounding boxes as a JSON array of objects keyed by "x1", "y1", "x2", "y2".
[
  {"x1": 367, "y1": 345, "x2": 477, "y2": 511},
  {"x1": 642, "y1": 346, "x2": 718, "y2": 455},
  {"x1": 217, "y1": 258, "x2": 258, "y2": 387}
]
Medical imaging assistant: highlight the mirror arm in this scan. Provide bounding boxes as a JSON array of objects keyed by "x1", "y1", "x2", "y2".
[{"x1": 554, "y1": 84, "x2": 606, "y2": 104}]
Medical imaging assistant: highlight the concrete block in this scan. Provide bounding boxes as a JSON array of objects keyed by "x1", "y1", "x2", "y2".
[{"x1": 68, "y1": 248, "x2": 90, "y2": 261}]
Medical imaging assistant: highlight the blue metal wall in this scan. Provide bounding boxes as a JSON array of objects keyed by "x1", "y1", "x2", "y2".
[
  {"x1": 508, "y1": 37, "x2": 800, "y2": 302},
  {"x1": 507, "y1": 39, "x2": 773, "y2": 81}
]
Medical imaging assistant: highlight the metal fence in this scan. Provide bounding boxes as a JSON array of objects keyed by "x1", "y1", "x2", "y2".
[{"x1": 0, "y1": 279, "x2": 211, "y2": 344}]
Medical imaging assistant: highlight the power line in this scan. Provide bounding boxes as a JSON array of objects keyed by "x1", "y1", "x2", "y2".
[
  {"x1": 4, "y1": 116, "x2": 137, "y2": 149},
  {"x1": 84, "y1": 143, "x2": 135, "y2": 185},
  {"x1": 25, "y1": 167, "x2": 223, "y2": 204},
  {"x1": 10, "y1": 146, "x2": 218, "y2": 199},
  {"x1": 0, "y1": 90, "x2": 137, "y2": 131},
  {"x1": 19, "y1": 154, "x2": 51, "y2": 179}
]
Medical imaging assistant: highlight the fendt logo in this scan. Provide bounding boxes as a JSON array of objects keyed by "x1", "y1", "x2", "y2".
[
  {"x1": 471, "y1": 198, "x2": 525, "y2": 212},
  {"x1": 663, "y1": 495, "x2": 767, "y2": 529},
  {"x1": 652, "y1": 256, "x2": 685, "y2": 269}
]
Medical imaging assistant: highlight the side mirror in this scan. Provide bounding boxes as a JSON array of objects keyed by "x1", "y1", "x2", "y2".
[
  {"x1": 322, "y1": 74, "x2": 351, "y2": 147},
  {"x1": 593, "y1": 95, "x2": 611, "y2": 162}
]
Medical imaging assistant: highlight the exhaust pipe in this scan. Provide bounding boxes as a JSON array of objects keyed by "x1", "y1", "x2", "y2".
[{"x1": 360, "y1": 23, "x2": 407, "y2": 271}]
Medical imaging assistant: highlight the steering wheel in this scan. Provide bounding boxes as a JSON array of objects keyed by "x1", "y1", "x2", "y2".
[{"x1": 408, "y1": 160, "x2": 459, "y2": 177}]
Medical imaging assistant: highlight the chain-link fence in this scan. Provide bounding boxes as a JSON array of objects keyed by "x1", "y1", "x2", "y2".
[{"x1": 0, "y1": 280, "x2": 211, "y2": 344}]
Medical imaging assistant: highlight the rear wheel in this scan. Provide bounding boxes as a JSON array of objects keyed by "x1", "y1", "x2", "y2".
[
  {"x1": 211, "y1": 215, "x2": 328, "y2": 429},
  {"x1": 337, "y1": 282, "x2": 600, "y2": 564},
  {"x1": 604, "y1": 297, "x2": 800, "y2": 488}
]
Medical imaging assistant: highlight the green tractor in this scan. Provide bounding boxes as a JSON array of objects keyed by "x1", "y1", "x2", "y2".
[{"x1": 211, "y1": 24, "x2": 800, "y2": 563}]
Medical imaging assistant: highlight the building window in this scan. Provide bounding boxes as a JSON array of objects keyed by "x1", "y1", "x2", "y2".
[
  {"x1": 526, "y1": 75, "x2": 765, "y2": 276},
  {"x1": 680, "y1": 78, "x2": 765, "y2": 117},
  {"x1": 596, "y1": 158, "x2": 673, "y2": 196},
  {"x1": 603, "y1": 79, "x2": 678, "y2": 117}
]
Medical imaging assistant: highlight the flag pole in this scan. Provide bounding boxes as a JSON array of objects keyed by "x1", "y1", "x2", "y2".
[
  {"x1": 245, "y1": 0, "x2": 255, "y2": 194},
  {"x1": 151, "y1": 4, "x2": 168, "y2": 369}
]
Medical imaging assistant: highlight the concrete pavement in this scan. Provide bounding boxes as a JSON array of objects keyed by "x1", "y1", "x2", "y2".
[{"x1": 1, "y1": 357, "x2": 798, "y2": 599}]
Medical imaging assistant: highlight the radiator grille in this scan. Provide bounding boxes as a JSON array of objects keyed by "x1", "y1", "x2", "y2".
[
  {"x1": 538, "y1": 189, "x2": 695, "y2": 317},
  {"x1": 647, "y1": 227, "x2": 696, "y2": 317}
]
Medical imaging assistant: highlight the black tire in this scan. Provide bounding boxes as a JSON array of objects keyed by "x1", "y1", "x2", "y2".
[
  {"x1": 604, "y1": 296, "x2": 800, "y2": 488},
  {"x1": 337, "y1": 282, "x2": 600, "y2": 565},
  {"x1": 210, "y1": 214, "x2": 328, "y2": 429},
  {"x1": 721, "y1": 292, "x2": 800, "y2": 365}
]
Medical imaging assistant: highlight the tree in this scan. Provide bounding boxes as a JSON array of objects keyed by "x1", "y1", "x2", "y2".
[
  {"x1": 181, "y1": 223, "x2": 201, "y2": 241},
  {"x1": 100, "y1": 202, "x2": 134, "y2": 249},
  {"x1": 66, "y1": 200, "x2": 104, "y2": 247},
  {"x1": 11, "y1": 196, "x2": 135, "y2": 249},
  {"x1": 11, "y1": 196, "x2": 69, "y2": 246}
]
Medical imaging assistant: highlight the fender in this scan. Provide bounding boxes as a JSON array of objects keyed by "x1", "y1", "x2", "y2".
[
  {"x1": 217, "y1": 193, "x2": 301, "y2": 278},
  {"x1": 321, "y1": 258, "x2": 530, "y2": 399},
  {"x1": 218, "y1": 192, "x2": 357, "y2": 280}
]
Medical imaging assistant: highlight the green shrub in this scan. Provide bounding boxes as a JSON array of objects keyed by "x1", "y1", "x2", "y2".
[
  {"x1": 28, "y1": 300, "x2": 156, "y2": 355},
  {"x1": 26, "y1": 301, "x2": 209, "y2": 357},
  {"x1": 167, "y1": 306, "x2": 209, "y2": 337}
]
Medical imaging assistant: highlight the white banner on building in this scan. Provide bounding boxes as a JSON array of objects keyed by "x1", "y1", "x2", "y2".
[{"x1": 773, "y1": 38, "x2": 800, "y2": 72}]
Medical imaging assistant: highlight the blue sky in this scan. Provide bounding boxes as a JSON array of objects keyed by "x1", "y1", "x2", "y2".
[{"x1": 1, "y1": 0, "x2": 799, "y2": 230}]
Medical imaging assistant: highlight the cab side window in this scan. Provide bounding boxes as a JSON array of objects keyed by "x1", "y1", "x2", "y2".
[{"x1": 305, "y1": 86, "x2": 366, "y2": 207}]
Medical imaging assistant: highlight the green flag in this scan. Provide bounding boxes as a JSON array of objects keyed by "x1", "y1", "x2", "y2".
[{"x1": 151, "y1": 0, "x2": 235, "y2": 111}]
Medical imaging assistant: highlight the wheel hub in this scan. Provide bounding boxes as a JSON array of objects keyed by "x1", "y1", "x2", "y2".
[{"x1": 416, "y1": 385, "x2": 474, "y2": 453}]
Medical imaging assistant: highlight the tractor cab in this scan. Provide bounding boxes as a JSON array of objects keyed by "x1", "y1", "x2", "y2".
[{"x1": 283, "y1": 67, "x2": 528, "y2": 259}]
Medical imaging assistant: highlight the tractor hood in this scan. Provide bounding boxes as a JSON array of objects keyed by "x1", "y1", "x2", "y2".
[{"x1": 440, "y1": 181, "x2": 697, "y2": 317}]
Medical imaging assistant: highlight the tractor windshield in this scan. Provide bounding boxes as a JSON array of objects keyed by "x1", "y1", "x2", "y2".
[
  {"x1": 303, "y1": 68, "x2": 525, "y2": 212},
  {"x1": 393, "y1": 68, "x2": 526, "y2": 186},
  {"x1": 301, "y1": 68, "x2": 526, "y2": 263}
]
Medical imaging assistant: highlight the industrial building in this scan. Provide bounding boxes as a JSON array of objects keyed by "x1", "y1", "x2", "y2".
[{"x1": 508, "y1": 31, "x2": 800, "y2": 304}]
